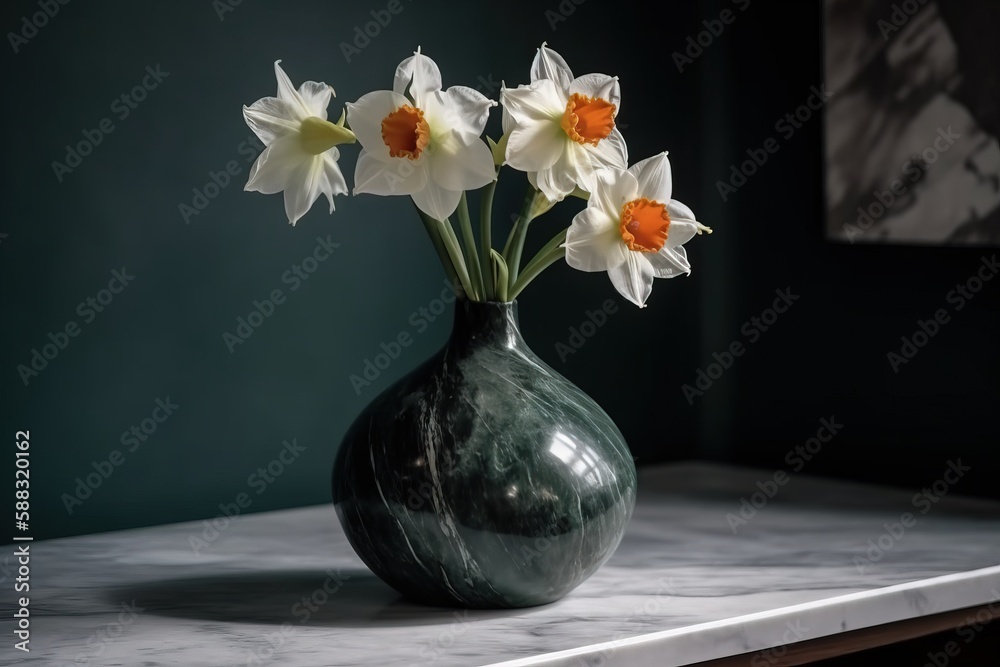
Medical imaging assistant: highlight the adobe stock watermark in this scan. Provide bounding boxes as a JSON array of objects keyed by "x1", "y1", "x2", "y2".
[
  {"x1": 554, "y1": 298, "x2": 619, "y2": 363},
  {"x1": 544, "y1": 0, "x2": 587, "y2": 31},
  {"x1": 922, "y1": 592, "x2": 1000, "y2": 667},
  {"x1": 843, "y1": 126, "x2": 961, "y2": 243},
  {"x1": 16, "y1": 267, "x2": 136, "y2": 387},
  {"x1": 51, "y1": 65, "x2": 170, "y2": 182},
  {"x1": 349, "y1": 279, "x2": 458, "y2": 395},
  {"x1": 726, "y1": 417, "x2": 844, "y2": 534},
  {"x1": 749, "y1": 619, "x2": 812, "y2": 667},
  {"x1": 572, "y1": 577, "x2": 678, "y2": 667},
  {"x1": 672, "y1": 0, "x2": 752, "y2": 73},
  {"x1": 716, "y1": 83, "x2": 832, "y2": 202},
  {"x1": 178, "y1": 133, "x2": 264, "y2": 224},
  {"x1": 405, "y1": 611, "x2": 473, "y2": 667},
  {"x1": 471, "y1": 73, "x2": 501, "y2": 98},
  {"x1": 244, "y1": 568, "x2": 352, "y2": 666},
  {"x1": 681, "y1": 288, "x2": 800, "y2": 405},
  {"x1": 61, "y1": 396, "x2": 180, "y2": 514},
  {"x1": 878, "y1": 0, "x2": 931, "y2": 41},
  {"x1": 7, "y1": 0, "x2": 71, "y2": 54},
  {"x1": 340, "y1": 0, "x2": 415, "y2": 63},
  {"x1": 69, "y1": 600, "x2": 144, "y2": 666},
  {"x1": 213, "y1": 0, "x2": 246, "y2": 21},
  {"x1": 190, "y1": 438, "x2": 306, "y2": 554},
  {"x1": 887, "y1": 255, "x2": 997, "y2": 373},
  {"x1": 853, "y1": 459, "x2": 970, "y2": 574},
  {"x1": 222, "y1": 236, "x2": 340, "y2": 353}
]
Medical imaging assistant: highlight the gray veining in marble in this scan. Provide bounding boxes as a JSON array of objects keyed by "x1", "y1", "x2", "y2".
[{"x1": 3, "y1": 463, "x2": 1000, "y2": 666}]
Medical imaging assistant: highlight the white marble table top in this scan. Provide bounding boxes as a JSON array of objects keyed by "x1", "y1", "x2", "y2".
[{"x1": 4, "y1": 463, "x2": 1000, "y2": 666}]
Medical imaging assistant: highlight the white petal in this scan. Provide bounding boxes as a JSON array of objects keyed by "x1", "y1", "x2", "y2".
[
  {"x1": 648, "y1": 245, "x2": 691, "y2": 278},
  {"x1": 430, "y1": 139, "x2": 495, "y2": 191},
  {"x1": 505, "y1": 120, "x2": 565, "y2": 173},
  {"x1": 273, "y1": 60, "x2": 309, "y2": 120},
  {"x1": 502, "y1": 105, "x2": 514, "y2": 136},
  {"x1": 590, "y1": 168, "x2": 626, "y2": 219},
  {"x1": 429, "y1": 86, "x2": 495, "y2": 144},
  {"x1": 411, "y1": 182, "x2": 462, "y2": 221},
  {"x1": 608, "y1": 252, "x2": 655, "y2": 307},
  {"x1": 535, "y1": 141, "x2": 590, "y2": 201},
  {"x1": 564, "y1": 206, "x2": 628, "y2": 272},
  {"x1": 346, "y1": 90, "x2": 410, "y2": 162},
  {"x1": 283, "y1": 156, "x2": 324, "y2": 226},
  {"x1": 245, "y1": 134, "x2": 305, "y2": 194},
  {"x1": 664, "y1": 195, "x2": 710, "y2": 250},
  {"x1": 629, "y1": 152, "x2": 673, "y2": 204},
  {"x1": 666, "y1": 220, "x2": 700, "y2": 249},
  {"x1": 501, "y1": 80, "x2": 565, "y2": 125},
  {"x1": 668, "y1": 198, "x2": 697, "y2": 222},
  {"x1": 530, "y1": 43, "x2": 574, "y2": 90},
  {"x1": 393, "y1": 51, "x2": 442, "y2": 100},
  {"x1": 297, "y1": 80, "x2": 333, "y2": 119},
  {"x1": 591, "y1": 166, "x2": 638, "y2": 222},
  {"x1": 586, "y1": 126, "x2": 628, "y2": 174},
  {"x1": 243, "y1": 97, "x2": 300, "y2": 145},
  {"x1": 354, "y1": 150, "x2": 428, "y2": 196},
  {"x1": 319, "y1": 149, "x2": 348, "y2": 212},
  {"x1": 569, "y1": 73, "x2": 621, "y2": 111}
]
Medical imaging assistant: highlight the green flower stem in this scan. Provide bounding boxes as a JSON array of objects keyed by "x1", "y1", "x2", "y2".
[
  {"x1": 438, "y1": 215, "x2": 477, "y2": 300},
  {"x1": 508, "y1": 229, "x2": 567, "y2": 301},
  {"x1": 416, "y1": 205, "x2": 460, "y2": 290},
  {"x1": 491, "y1": 250, "x2": 510, "y2": 302},
  {"x1": 456, "y1": 192, "x2": 485, "y2": 300},
  {"x1": 503, "y1": 187, "x2": 543, "y2": 284},
  {"x1": 500, "y1": 222, "x2": 519, "y2": 260},
  {"x1": 479, "y1": 178, "x2": 499, "y2": 301}
]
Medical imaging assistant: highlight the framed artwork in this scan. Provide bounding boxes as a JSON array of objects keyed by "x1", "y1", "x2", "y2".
[{"x1": 824, "y1": 0, "x2": 1000, "y2": 245}]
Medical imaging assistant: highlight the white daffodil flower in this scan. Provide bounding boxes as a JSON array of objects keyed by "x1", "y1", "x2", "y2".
[
  {"x1": 501, "y1": 43, "x2": 628, "y2": 203},
  {"x1": 346, "y1": 49, "x2": 497, "y2": 221},
  {"x1": 243, "y1": 61, "x2": 354, "y2": 226},
  {"x1": 564, "y1": 153, "x2": 711, "y2": 308}
]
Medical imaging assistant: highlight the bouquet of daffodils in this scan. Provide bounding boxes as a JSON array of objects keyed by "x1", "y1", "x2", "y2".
[{"x1": 242, "y1": 44, "x2": 711, "y2": 307}]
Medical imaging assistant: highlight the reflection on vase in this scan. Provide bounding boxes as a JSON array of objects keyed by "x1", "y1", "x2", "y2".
[{"x1": 333, "y1": 299, "x2": 637, "y2": 609}]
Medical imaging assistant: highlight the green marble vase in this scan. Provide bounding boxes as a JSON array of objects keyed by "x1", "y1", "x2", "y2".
[{"x1": 332, "y1": 299, "x2": 636, "y2": 608}]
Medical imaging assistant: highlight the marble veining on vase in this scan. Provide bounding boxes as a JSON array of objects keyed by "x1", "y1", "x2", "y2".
[{"x1": 333, "y1": 299, "x2": 637, "y2": 608}]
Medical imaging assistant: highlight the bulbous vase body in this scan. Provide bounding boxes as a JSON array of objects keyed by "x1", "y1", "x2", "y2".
[{"x1": 333, "y1": 300, "x2": 636, "y2": 608}]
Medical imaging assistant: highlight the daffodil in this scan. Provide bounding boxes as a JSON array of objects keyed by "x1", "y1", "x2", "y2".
[
  {"x1": 243, "y1": 61, "x2": 355, "y2": 226},
  {"x1": 501, "y1": 43, "x2": 627, "y2": 203},
  {"x1": 564, "y1": 153, "x2": 711, "y2": 308},
  {"x1": 239, "y1": 49, "x2": 712, "y2": 308},
  {"x1": 346, "y1": 50, "x2": 497, "y2": 221}
]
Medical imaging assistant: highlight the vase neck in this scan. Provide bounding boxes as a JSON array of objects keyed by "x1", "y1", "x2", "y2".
[{"x1": 450, "y1": 299, "x2": 522, "y2": 351}]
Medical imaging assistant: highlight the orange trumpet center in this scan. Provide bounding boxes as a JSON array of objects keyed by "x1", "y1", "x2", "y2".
[
  {"x1": 561, "y1": 93, "x2": 616, "y2": 146},
  {"x1": 620, "y1": 198, "x2": 670, "y2": 252},
  {"x1": 381, "y1": 104, "x2": 430, "y2": 159}
]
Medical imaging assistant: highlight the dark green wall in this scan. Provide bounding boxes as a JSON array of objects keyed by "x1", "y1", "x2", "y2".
[
  {"x1": 3, "y1": 0, "x2": 998, "y2": 541},
  {"x1": 2, "y1": 0, "x2": 710, "y2": 540}
]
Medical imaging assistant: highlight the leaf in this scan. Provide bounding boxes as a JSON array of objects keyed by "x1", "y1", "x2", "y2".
[
  {"x1": 487, "y1": 133, "x2": 509, "y2": 166},
  {"x1": 490, "y1": 250, "x2": 510, "y2": 302}
]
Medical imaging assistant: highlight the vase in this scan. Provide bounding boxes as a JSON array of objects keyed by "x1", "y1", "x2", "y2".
[{"x1": 332, "y1": 299, "x2": 636, "y2": 609}]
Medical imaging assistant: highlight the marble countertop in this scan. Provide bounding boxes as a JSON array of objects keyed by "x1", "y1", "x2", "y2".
[{"x1": 4, "y1": 463, "x2": 1000, "y2": 666}]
